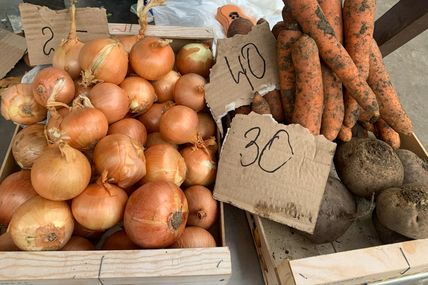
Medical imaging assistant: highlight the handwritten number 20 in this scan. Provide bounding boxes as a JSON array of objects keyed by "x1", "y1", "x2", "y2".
[{"x1": 240, "y1": 128, "x2": 294, "y2": 173}]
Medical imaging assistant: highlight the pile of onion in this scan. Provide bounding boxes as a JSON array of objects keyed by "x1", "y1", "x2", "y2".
[
  {"x1": 184, "y1": 185, "x2": 218, "y2": 229},
  {"x1": 124, "y1": 181, "x2": 188, "y2": 248},
  {"x1": 174, "y1": 73, "x2": 206, "y2": 112},
  {"x1": 142, "y1": 144, "x2": 187, "y2": 186},
  {"x1": 101, "y1": 230, "x2": 139, "y2": 250},
  {"x1": 152, "y1": 70, "x2": 180, "y2": 102},
  {"x1": 94, "y1": 134, "x2": 146, "y2": 188},
  {"x1": 119, "y1": 76, "x2": 157, "y2": 115},
  {"x1": 145, "y1": 132, "x2": 176, "y2": 149},
  {"x1": 139, "y1": 101, "x2": 174, "y2": 133},
  {"x1": 176, "y1": 43, "x2": 214, "y2": 78},
  {"x1": 88, "y1": 83, "x2": 129, "y2": 124},
  {"x1": 1, "y1": 83, "x2": 47, "y2": 125},
  {"x1": 8, "y1": 196, "x2": 74, "y2": 251},
  {"x1": 79, "y1": 38, "x2": 128, "y2": 86},
  {"x1": 180, "y1": 143, "x2": 217, "y2": 186},
  {"x1": 31, "y1": 143, "x2": 91, "y2": 201},
  {"x1": 12, "y1": 124, "x2": 48, "y2": 169},
  {"x1": 62, "y1": 236, "x2": 95, "y2": 251},
  {"x1": 72, "y1": 172, "x2": 128, "y2": 231},
  {"x1": 32, "y1": 67, "x2": 75, "y2": 106},
  {"x1": 108, "y1": 118, "x2": 147, "y2": 146},
  {"x1": 170, "y1": 226, "x2": 216, "y2": 248},
  {"x1": 52, "y1": 0, "x2": 84, "y2": 79},
  {"x1": 0, "y1": 170, "x2": 38, "y2": 226}
]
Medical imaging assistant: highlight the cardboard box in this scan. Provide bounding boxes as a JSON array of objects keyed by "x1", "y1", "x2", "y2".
[
  {"x1": 246, "y1": 133, "x2": 428, "y2": 285},
  {"x1": 0, "y1": 25, "x2": 231, "y2": 285}
]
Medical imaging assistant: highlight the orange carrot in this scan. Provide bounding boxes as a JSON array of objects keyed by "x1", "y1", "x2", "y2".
[
  {"x1": 374, "y1": 118, "x2": 401, "y2": 150},
  {"x1": 264, "y1": 89, "x2": 285, "y2": 122},
  {"x1": 282, "y1": 3, "x2": 299, "y2": 27},
  {"x1": 272, "y1": 21, "x2": 287, "y2": 39},
  {"x1": 338, "y1": 126, "x2": 352, "y2": 142},
  {"x1": 277, "y1": 29, "x2": 302, "y2": 123},
  {"x1": 235, "y1": 105, "x2": 251, "y2": 115},
  {"x1": 320, "y1": 64, "x2": 344, "y2": 140},
  {"x1": 318, "y1": 0, "x2": 343, "y2": 43},
  {"x1": 251, "y1": 93, "x2": 271, "y2": 115},
  {"x1": 368, "y1": 39, "x2": 413, "y2": 135},
  {"x1": 291, "y1": 34, "x2": 323, "y2": 135},
  {"x1": 287, "y1": 0, "x2": 379, "y2": 120}
]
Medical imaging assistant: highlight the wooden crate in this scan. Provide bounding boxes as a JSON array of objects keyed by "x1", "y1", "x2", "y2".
[
  {"x1": 246, "y1": 133, "x2": 428, "y2": 285},
  {"x1": 0, "y1": 26, "x2": 231, "y2": 285}
]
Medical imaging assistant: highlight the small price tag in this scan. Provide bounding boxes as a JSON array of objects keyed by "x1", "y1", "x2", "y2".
[
  {"x1": 19, "y1": 3, "x2": 110, "y2": 66},
  {"x1": 213, "y1": 113, "x2": 336, "y2": 233},
  {"x1": 205, "y1": 22, "x2": 278, "y2": 133}
]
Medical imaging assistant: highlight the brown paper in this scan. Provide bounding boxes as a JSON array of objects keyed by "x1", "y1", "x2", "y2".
[
  {"x1": 213, "y1": 113, "x2": 336, "y2": 233},
  {"x1": 19, "y1": 3, "x2": 109, "y2": 66},
  {"x1": 0, "y1": 29, "x2": 27, "y2": 79},
  {"x1": 205, "y1": 22, "x2": 278, "y2": 133}
]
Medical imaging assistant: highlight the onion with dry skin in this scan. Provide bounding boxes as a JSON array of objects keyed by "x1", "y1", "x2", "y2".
[
  {"x1": 174, "y1": 73, "x2": 206, "y2": 112},
  {"x1": 94, "y1": 134, "x2": 146, "y2": 188},
  {"x1": 138, "y1": 101, "x2": 174, "y2": 133},
  {"x1": 152, "y1": 70, "x2": 180, "y2": 102},
  {"x1": 170, "y1": 226, "x2": 216, "y2": 248},
  {"x1": 79, "y1": 38, "x2": 128, "y2": 86},
  {"x1": 74, "y1": 79, "x2": 92, "y2": 96},
  {"x1": 46, "y1": 107, "x2": 70, "y2": 135},
  {"x1": 47, "y1": 96, "x2": 108, "y2": 150},
  {"x1": 72, "y1": 173, "x2": 128, "y2": 231},
  {"x1": 0, "y1": 170, "x2": 38, "y2": 226},
  {"x1": 142, "y1": 144, "x2": 187, "y2": 186},
  {"x1": 124, "y1": 181, "x2": 188, "y2": 248},
  {"x1": 181, "y1": 145, "x2": 217, "y2": 186},
  {"x1": 32, "y1": 67, "x2": 75, "y2": 106},
  {"x1": 62, "y1": 236, "x2": 95, "y2": 251},
  {"x1": 119, "y1": 76, "x2": 157, "y2": 115},
  {"x1": 73, "y1": 221, "x2": 104, "y2": 241},
  {"x1": 176, "y1": 43, "x2": 214, "y2": 78},
  {"x1": 108, "y1": 118, "x2": 147, "y2": 146},
  {"x1": 8, "y1": 196, "x2": 74, "y2": 251},
  {"x1": 1, "y1": 83, "x2": 47, "y2": 125},
  {"x1": 145, "y1": 132, "x2": 177, "y2": 148},
  {"x1": 184, "y1": 185, "x2": 218, "y2": 229},
  {"x1": 52, "y1": 1, "x2": 84, "y2": 79},
  {"x1": 88, "y1": 83, "x2": 129, "y2": 123},
  {"x1": 101, "y1": 230, "x2": 139, "y2": 250},
  {"x1": 197, "y1": 113, "x2": 216, "y2": 140},
  {"x1": 0, "y1": 232, "x2": 20, "y2": 251},
  {"x1": 12, "y1": 124, "x2": 48, "y2": 169},
  {"x1": 159, "y1": 105, "x2": 201, "y2": 145},
  {"x1": 31, "y1": 143, "x2": 91, "y2": 201},
  {"x1": 130, "y1": 36, "x2": 175, "y2": 81}
]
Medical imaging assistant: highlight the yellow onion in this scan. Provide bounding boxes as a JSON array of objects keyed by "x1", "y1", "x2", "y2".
[
  {"x1": 145, "y1": 132, "x2": 177, "y2": 148},
  {"x1": 12, "y1": 124, "x2": 48, "y2": 169},
  {"x1": 176, "y1": 43, "x2": 214, "y2": 78},
  {"x1": 197, "y1": 112, "x2": 216, "y2": 140},
  {"x1": 32, "y1": 67, "x2": 75, "y2": 106},
  {"x1": 159, "y1": 105, "x2": 201, "y2": 145},
  {"x1": 180, "y1": 144, "x2": 217, "y2": 186},
  {"x1": 138, "y1": 101, "x2": 174, "y2": 133},
  {"x1": 108, "y1": 118, "x2": 147, "y2": 146},
  {"x1": 119, "y1": 76, "x2": 157, "y2": 115},
  {"x1": 88, "y1": 83, "x2": 129, "y2": 124},
  {"x1": 62, "y1": 236, "x2": 95, "y2": 251},
  {"x1": 170, "y1": 226, "x2": 216, "y2": 248},
  {"x1": 152, "y1": 70, "x2": 180, "y2": 102},
  {"x1": 174, "y1": 73, "x2": 206, "y2": 112}
]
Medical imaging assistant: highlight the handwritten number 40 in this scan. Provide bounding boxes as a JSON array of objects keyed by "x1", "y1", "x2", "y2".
[{"x1": 240, "y1": 127, "x2": 294, "y2": 173}]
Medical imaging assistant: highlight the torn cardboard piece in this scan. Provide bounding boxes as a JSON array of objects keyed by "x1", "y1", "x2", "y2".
[
  {"x1": 19, "y1": 3, "x2": 109, "y2": 66},
  {"x1": 213, "y1": 113, "x2": 336, "y2": 233},
  {"x1": 0, "y1": 29, "x2": 26, "y2": 79},
  {"x1": 205, "y1": 22, "x2": 278, "y2": 134}
]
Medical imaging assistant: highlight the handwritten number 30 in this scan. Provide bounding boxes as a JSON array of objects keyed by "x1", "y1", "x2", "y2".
[{"x1": 240, "y1": 127, "x2": 294, "y2": 173}]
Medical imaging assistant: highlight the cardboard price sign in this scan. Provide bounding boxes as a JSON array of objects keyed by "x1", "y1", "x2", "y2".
[
  {"x1": 213, "y1": 113, "x2": 336, "y2": 233},
  {"x1": 19, "y1": 3, "x2": 109, "y2": 66},
  {"x1": 205, "y1": 22, "x2": 278, "y2": 132}
]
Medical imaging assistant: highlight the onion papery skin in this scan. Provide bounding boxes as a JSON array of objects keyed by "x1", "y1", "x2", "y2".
[
  {"x1": 108, "y1": 118, "x2": 147, "y2": 146},
  {"x1": 12, "y1": 124, "x2": 48, "y2": 169},
  {"x1": 180, "y1": 146, "x2": 217, "y2": 186},
  {"x1": 119, "y1": 76, "x2": 157, "y2": 115},
  {"x1": 130, "y1": 37, "x2": 175, "y2": 81},
  {"x1": 173, "y1": 73, "x2": 206, "y2": 112},
  {"x1": 116, "y1": 35, "x2": 139, "y2": 54},
  {"x1": 88, "y1": 82, "x2": 129, "y2": 124},
  {"x1": 197, "y1": 113, "x2": 216, "y2": 140},
  {"x1": 0, "y1": 170, "x2": 38, "y2": 226},
  {"x1": 159, "y1": 105, "x2": 199, "y2": 145},
  {"x1": 101, "y1": 230, "x2": 139, "y2": 250},
  {"x1": 31, "y1": 144, "x2": 91, "y2": 201},
  {"x1": 145, "y1": 132, "x2": 177, "y2": 149},
  {"x1": 32, "y1": 67, "x2": 75, "y2": 106},
  {"x1": 53, "y1": 39, "x2": 84, "y2": 80},
  {"x1": 79, "y1": 38, "x2": 128, "y2": 85},
  {"x1": 184, "y1": 185, "x2": 218, "y2": 229},
  {"x1": 124, "y1": 181, "x2": 188, "y2": 248},
  {"x1": 152, "y1": 71, "x2": 180, "y2": 102},
  {"x1": 170, "y1": 226, "x2": 216, "y2": 248},
  {"x1": 142, "y1": 144, "x2": 187, "y2": 186},
  {"x1": 176, "y1": 43, "x2": 214, "y2": 78},
  {"x1": 62, "y1": 236, "x2": 95, "y2": 251},
  {"x1": 1, "y1": 83, "x2": 47, "y2": 125},
  {"x1": 93, "y1": 134, "x2": 146, "y2": 188},
  {"x1": 71, "y1": 180, "x2": 128, "y2": 231},
  {"x1": 138, "y1": 101, "x2": 173, "y2": 134},
  {"x1": 8, "y1": 196, "x2": 74, "y2": 251}
]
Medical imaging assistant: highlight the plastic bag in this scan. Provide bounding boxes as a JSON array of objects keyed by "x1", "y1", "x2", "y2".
[{"x1": 152, "y1": 0, "x2": 283, "y2": 40}]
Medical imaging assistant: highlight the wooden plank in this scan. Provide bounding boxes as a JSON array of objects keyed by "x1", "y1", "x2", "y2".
[
  {"x1": 108, "y1": 24, "x2": 214, "y2": 39},
  {"x1": 374, "y1": 0, "x2": 428, "y2": 56},
  {"x1": 0, "y1": 248, "x2": 231, "y2": 284},
  {"x1": 289, "y1": 239, "x2": 428, "y2": 285}
]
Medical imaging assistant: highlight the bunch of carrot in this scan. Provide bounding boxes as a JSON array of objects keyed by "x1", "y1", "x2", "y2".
[{"x1": 244, "y1": 0, "x2": 413, "y2": 150}]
